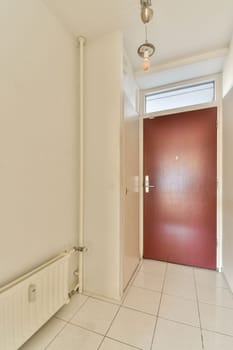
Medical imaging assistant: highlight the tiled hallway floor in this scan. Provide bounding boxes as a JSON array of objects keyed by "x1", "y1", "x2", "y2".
[{"x1": 20, "y1": 260, "x2": 233, "y2": 350}]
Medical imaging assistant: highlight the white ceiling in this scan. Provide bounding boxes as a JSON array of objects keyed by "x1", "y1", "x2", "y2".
[
  {"x1": 136, "y1": 52, "x2": 227, "y2": 90},
  {"x1": 44, "y1": 0, "x2": 233, "y2": 88}
]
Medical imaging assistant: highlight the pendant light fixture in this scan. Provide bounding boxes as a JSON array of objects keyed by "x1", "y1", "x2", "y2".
[
  {"x1": 140, "y1": 0, "x2": 153, "y2": 23},
  {"x1": 137, "y1": 0, "x2": 156, "y2": 72}
]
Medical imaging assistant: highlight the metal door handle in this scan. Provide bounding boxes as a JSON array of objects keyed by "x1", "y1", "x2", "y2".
[{"x1": 144, "y1": 175, "x2": 155, "y2": 193}]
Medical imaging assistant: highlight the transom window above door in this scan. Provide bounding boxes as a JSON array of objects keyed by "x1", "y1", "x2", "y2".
[{"x1": 144, "y1": 80, "x2": 215, "y2": 114}]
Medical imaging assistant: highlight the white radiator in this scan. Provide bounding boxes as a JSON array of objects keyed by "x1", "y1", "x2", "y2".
[{"x1": 0, "y1": 252, "x2": 70, "y2": 350}]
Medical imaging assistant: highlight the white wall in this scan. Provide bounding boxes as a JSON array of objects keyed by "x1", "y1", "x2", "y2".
[
  {"x1": 84, "y1": 31, "x2": 122, "y2": 300},
  {"x1": 222, "y1": 31, "x2": 233, "y2": 291},
  {"x1": 222, "y1": 86, "x2": 233, "y2": 292},
  {"x1": 122, "y1": 97, "x2": 140, "y2": 289},
  {"x1": 0, "y1": 0, "x2": 79, "y2": 288},
  {"x1": 223, "y1": 33, "x2": 233, "y2": 97},
  {"x1": 122, "y1": 52, "x2": 140, "y2": 289}
]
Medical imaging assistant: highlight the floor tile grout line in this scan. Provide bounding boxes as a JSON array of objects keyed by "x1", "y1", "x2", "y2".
[
  {"x1": 196, "y1": 283, "x2": 230, "y2": 292},
  {"x1": 161, "y1": 291, "x2": 198, "y2": 302},
  {"x1": 121, "y1": 304, "x2": 158, "y2": 317},
  {"x1": 131, "y1": 285, "x2": 163, "y2": 293},
  {"x1": 202, "y1": 327, "x2": 233, "y2": 339},
  {"x1": 127, "y1": 285, "x2": 162, "y2": 293},
  {"x1": 66, "y1": 295, "x2": 120, "y2": 339},
  {"x1": 135, "y1": 271, "x2": 167, "y2": 279},
  {"x1": 52, "y1": 263, "x2": 161, "y2": 350},
  {"x1": 44, "y1": 294, "x2": 90, "y2": 349},
  {"x1": 55, "y1": 294, "x2": 90, "y2": 323},
  {"x1": 82, "y1": 293, "x2": 121, "y2": 306},
  {"x1": 63, "y1": 295, "x2": 160, "y2": 322},
  {"x1": 128, "y1": 259, "x2": 144, "y2": 284},
  {"x1": 104, "y1": 336, "x2": 144, "y2": 350},
  {"x1": 44, "y1": 319, "x2": 68, "y2": 350},
  {"x1": 98, "y1": 262, "x2": 160, "y2": 349},
  {"x1": 193, "y1": 268, "x2": 205, "y2": 350},
  {"x1": 99, "y1": 261, "x2": 163, "y2": 350},
  {"x1": 120, "y1": 259, "x2": 145, "y2": 298},
  {"x1": 68, "y1": 294, "x2": 90, "y2": 321},
  {"x1": 67, "y1": 321, "x2": 105, "y2": 337},
  {"x1": 157, "y1": 315, "x2": 202, "y2": 329},
  {"x1": 198, "y1": 284, "x2": 231, "y2": 291},
  {"x1": 89, "y1": 295, "x2": 121, "y2": 307},
  {"x1": 120, "y1": 280, "x2": 136, "y2": 306},
  {"x1": 24, "y1": 262, "x2": 233, "y2": 349},
  {"x1": 149, "y1": 262, "x2": 168, "y2": 350},
  {"x1": 22, "y1": 262, "x2": 233, "y2": 350},
  {"x1": 96, "y1": 303, "x2": 122, "y2": 350},
  {"x1": 54, "y1": 312, "x2": 233, "y2": 345},
  {"x1": 22, "y1": 295, "x2": 89, "y2": 350},
  {"x1": 65, "y1": 309, "x2": 145, "y2": 350},
  {"x1": 139, "y1": 270, "x2": 167, "y2": 275},
  {"x1": 70, "y1": 277, "x2": 233, "y2": 341},
  {"x1": 46, "y1": 305, "x2": 233, "y2": 349},
  {"x1": 198, "y1": 299, "x2": 233, "y2": 310}
]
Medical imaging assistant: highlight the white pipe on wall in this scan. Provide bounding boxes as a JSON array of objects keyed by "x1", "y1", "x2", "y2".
[{"x1": 78, "y1": 36, "x2": 86, "y2": 293}]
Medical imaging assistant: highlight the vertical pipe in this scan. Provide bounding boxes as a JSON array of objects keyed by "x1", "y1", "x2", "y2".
[
  {"x1": 78, "y1": 36, "x2": 86, "y2": 293},
  {"x1": 216, "y1": 75, "x2": 223, "y2": 271},
  {"x1": 139, "y1": 90, "x2": 145, "y2": 260}
]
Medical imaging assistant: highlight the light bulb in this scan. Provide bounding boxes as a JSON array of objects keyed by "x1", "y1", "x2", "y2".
[{"x1": 143, "y1": 57, "x2": 150, "y2": 72}]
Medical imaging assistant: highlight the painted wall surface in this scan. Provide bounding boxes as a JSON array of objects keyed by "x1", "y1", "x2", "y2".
[
  {"x1": 122, "y1": 97, "x2": 140, "y2": 289},
  {"x1": 222, "y1": 86, "x2": 233, "y2": 292},
  {"x1": 223, "y1": 34, "x2": 233, "y2": 97},
  {"x1": 84, "y1": 31, "x2": 122, "y2": 300},
  {"x1": 122, "y1": 52, "x2": 140, "y2": 289},
  {"x1": 0, "y1": 0, "x2": 79, "y2": 288}
]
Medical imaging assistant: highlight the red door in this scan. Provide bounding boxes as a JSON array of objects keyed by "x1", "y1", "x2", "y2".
[{"x1": 143, "y1": 108, "x2": 217, "y2": 269}]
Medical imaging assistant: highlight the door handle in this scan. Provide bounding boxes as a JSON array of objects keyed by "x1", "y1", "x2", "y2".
[{"x1": 144, "y1": 175, "x2": 156, "y2": 193}]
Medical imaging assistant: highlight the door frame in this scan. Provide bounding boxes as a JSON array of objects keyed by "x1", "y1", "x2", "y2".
[{"x1": 139, "y1": 74, "x2": 223, "y2": 270}]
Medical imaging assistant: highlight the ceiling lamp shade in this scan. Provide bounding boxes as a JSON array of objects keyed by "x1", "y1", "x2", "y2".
[{"x1": 137, "y1": 41, "x2": 155, "y2": 72}]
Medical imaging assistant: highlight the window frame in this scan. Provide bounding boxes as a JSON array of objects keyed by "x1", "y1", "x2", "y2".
[{"x1": 141, "y1": 74, "x2": 220, "y2": 118}]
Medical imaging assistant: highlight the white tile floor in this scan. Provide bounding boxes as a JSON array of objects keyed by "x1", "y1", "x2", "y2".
[{"x1": 20, "y1": 260, "x2": 233, "y2": 350}]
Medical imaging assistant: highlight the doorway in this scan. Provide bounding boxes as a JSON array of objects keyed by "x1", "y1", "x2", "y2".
[{"x1": 143, "y1": 108, "x2": 217, "y2": 269}]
